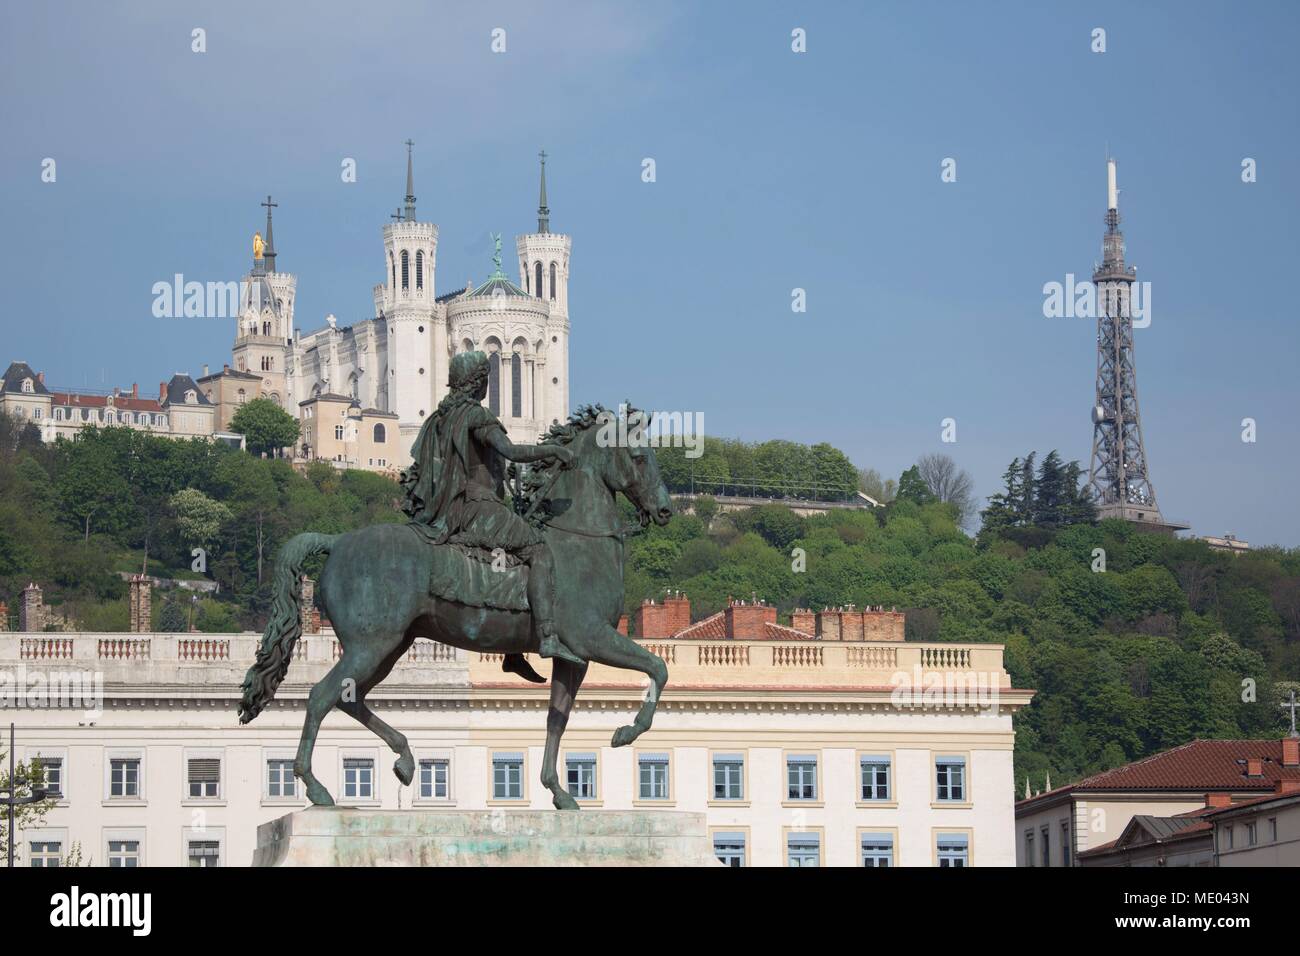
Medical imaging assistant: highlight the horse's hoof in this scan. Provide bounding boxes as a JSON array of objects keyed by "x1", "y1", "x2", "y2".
[
  {"x1": 611, "y1": 724, "x2": 639, "y2": 748},
  {"x1": 306, "y1": 782, "x2": 335, "y2": 807},
  {"x1": 394, "y1": 753, "x2": 415, "y2": 787},
  {"x1": 553, "y1": 790, "x2": 580, "y2": 810}
]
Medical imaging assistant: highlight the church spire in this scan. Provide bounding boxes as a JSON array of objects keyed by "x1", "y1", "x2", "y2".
[
  {"x1": 403, "y1": 139, "x2": 417, "y2": 222},
  {"x1": 536, "y1": 149, "x2": 550, "y2": 234},
  {"x1": 261, "y1": 195, "x2": 278, "y2": 272}
]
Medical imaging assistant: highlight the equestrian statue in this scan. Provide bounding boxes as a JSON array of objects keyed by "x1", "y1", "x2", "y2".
[{"x1": 237, "y1": 350, "x2": 674, "y2": 810}]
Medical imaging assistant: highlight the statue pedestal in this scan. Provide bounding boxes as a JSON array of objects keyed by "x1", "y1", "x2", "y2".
[{"x1": 254, "y1": 807, "x2": 722, "y2": 867}]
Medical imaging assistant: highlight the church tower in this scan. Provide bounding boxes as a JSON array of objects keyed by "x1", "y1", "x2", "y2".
[
  {"x1": 515, "y1": 150, "x2": 571, "y2": 426},
  {"x1": 232, "y1": 195, "x2": 293, "y2": 407},
  {"x1": 374, "y1": 141, "x2": 439, "y2": 440}
]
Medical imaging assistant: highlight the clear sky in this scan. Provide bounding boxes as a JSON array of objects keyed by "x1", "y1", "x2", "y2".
[{"x1": 2, "y1": 1, "x2": 1297, "y2": 545}]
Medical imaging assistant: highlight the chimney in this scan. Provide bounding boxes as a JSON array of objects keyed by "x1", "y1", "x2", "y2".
[
  {"x1": 864, "y1": 606, "x2": 906, "y2": 642},
  {"x1": 635, "y1": 599, "x2": 672, "y2": 640},
  {"x1": 616, "y1": 614, "x2": 628, "y2": 636},
  {"x1": 1205, "y1": 792, "x2": 1233, "y2": 808},
  {"x1": 1275, "y1": 778, "x2": 1300, "y2": 794},
  {"x1": 724, "y1": 599, "x2": 770, "y2": 640},
  {"x1": 0, "y1": 601, "x2": 8, "y2": 632},
  {"x1": 664, "y1": 591, "x2": 691, "y2": 634},
  {"x1": 203, "y1": 364, "x2": 210, "y2": 377},
  {"x1": 128, "y1": 575, "x2": 152, "y2": 633},
  {"x1": 817, "y1": 607, "x2": 843, "y2": 642},
  {"x1": 1246, "y1": 757, "x2": 1264, "y2": 777},
  {"x1": 159, "y1": 382, "x2": 167, "y2": 402},
  {"x1": 20, "y1": 583, "x2": 45, "y2": 633},
  {"x1": 1283, "y1": 737, "x2": 1300, "y2": 768},
  {"x1": 36, "y1": 371, "x2": 44, "y2": 384},
  {"x1": 132, "y1": 383, "x2": 138, "y2": 398},
  {"x1": 300, "y1": 576, "x2": 317, "y2": 634},
  {"x1": 790, "y1": 608, "x2": 815, "y2": 636},
  {"x1": 841, "y1": 604, "x2": 864, "y2": 642}
]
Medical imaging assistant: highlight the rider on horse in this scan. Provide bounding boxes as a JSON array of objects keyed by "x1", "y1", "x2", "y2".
[{"x1": 400, "y1": 350, "x2": 582, "y2": 676}]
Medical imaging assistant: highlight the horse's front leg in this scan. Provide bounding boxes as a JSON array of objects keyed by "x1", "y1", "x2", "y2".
[
  {"x1": 541, "y1": 658, "x2": 588, "y2": 810},
  {"x1": 576, "y1": 625, "x2": 668, "y2": 748}
]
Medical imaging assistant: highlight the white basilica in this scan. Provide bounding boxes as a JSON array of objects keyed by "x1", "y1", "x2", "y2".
[{"x1": 201, "y1": 146, "x2": 571, "y2": 470}]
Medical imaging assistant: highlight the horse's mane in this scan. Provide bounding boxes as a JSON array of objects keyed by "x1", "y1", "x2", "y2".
[{"x1": 511, "y1": 404, "x2": 609, "y2": 519}]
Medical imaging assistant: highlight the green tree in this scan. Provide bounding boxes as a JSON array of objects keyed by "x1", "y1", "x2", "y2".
[
  {"x1": 55, "y1": 429, "x2": 131, "y2": 542},
  {"x1": 229, "y1": 398, "x2": 300, "y2": 458},
  {"x1": 170, "y1": 488, "x2": 233, "y2": 555},
  {"x1": 895, "y1": 466, "x2": 936, "y2": 506}
]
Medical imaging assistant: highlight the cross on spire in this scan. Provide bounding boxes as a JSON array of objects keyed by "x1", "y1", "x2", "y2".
[
  {"x1": 403, "y1": 139, "x2": 417, "y2": 222},
  {"x1": 537, "y1": 148, "x2": 550, "y2": 234},
  {"x1": 261, "y1": 195, "x2": 278, "y2": 270}
]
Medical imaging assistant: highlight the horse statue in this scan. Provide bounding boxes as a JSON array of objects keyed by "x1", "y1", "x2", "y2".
[{"x1": 237, "y1": 405, "x2": 674, "y2": 810}]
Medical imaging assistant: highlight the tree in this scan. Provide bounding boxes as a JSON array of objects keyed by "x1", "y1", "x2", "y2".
[
  {"x1": 54, "y1": 429, "x2": 131, "y2": 542},
  {"x1": 229, "y1": 398, "x2": 300, "y2": 458},
  {"x1": 0, "y1": 750, "x2": 57, "y2": 863},
  {"x1": 857, "y1": 467, "x2": 897, "y2": 504},
  {"x1": 170, "y1": 488, "x2": 232, "y2": 555},
  {"x1": 915, "y1": 453, "x2": 975, "y2": 526},
  {"x1": 895, "y1": 466, "x2": 936, "y2": 506}
]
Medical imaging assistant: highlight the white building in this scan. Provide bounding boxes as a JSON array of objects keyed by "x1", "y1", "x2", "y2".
[
  {"x1": 3, "y1": 630, "x2": 1031, "y2": 867},
  {"x1": 208, "y1": 146, "x2": 571, "y2": 455}
]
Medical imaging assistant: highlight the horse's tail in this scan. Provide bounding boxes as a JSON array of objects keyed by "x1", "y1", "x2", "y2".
[{"x1": 238, "y1": 532, "x2": 337, "y2": 724}]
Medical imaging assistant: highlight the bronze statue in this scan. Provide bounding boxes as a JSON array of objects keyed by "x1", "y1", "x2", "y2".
[{"x1": 238, "y1": 383, "x2": 674, "y2": 811}]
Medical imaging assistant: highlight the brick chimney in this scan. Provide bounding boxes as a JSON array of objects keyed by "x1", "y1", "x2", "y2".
[
  {"x1": 20, "y1": 583, "x2": 45, "y2": 633},
  {"x1": 636, "y1": 599, "x2": 672, "y2": 640},
  {"x1": 864, "y1": 606, "x2": 906, "y2": 642},
  {"x1": 0, "y1": 601, "x2": 8, "y2": 632},
  {"x1": 616, "y1": 614, "x2": 628, "y2": 636},
  {"x1": 1205, "y1": 792, "x2": 1233, "y2": 808},
  {"x1": 1275, "y1": 778, "x2": 1300, "y2": 794},
  {"x1": 300, "y1": 576, "x2": 317, "y2": 634},
  {"x1": 1283, "y1": 736, "x2": 1300, "y2": 768},
  {"x1": 724, "y1": 599, "x2": 773, "y2": 640},
  {"x1": 817, "y1": 608, "x2": 843, "y2": 641},
  {"x1": 36, "y1": 371, "x2": 44, "y2": 384},
  {"x1": 132, "y1": 383, "x2": 138, "y2": 398},
  {"x1": 128, "y1": 575, "x2": 152, "y2": 632},
  {"x1": 159, "y1": 382, "x2": 167, "y2": 401},
  {"x1": 1246, "y1": 757, "x2": 1264, "y2": 777},
  {"x1": 841, "y1": 604, "x2": 864, "y2": 642},
  {"x1": 790, "y1": 608, "x2": 815, "y2": 636},
  {"x1": 664, "y1": 591, "x2": 691, "y2": 634}
]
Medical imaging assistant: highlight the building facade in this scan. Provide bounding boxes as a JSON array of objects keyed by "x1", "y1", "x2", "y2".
[{"x1": 4, "y1": 629, "x2": 1031, "y2": 867}]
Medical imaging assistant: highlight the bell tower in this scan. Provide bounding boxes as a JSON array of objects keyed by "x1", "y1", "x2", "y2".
[
  {"x1": 516, "y1": 149, "x2": 571, "y2": 426},
  {"x1": 375, "y1": 141, "x2": 439, "y2": 440},
  {"x1": 232, "y1": 195, "x2": 293, "y2": 407}
]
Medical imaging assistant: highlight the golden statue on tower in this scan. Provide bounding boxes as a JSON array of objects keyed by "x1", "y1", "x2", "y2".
[{"x1": 253, "y1": 231, "x2": 264, "y2": 260}]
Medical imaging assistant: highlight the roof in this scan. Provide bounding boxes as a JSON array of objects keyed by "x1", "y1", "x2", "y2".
[
  {"x1": 0, "y1": 362, "x2": 48, "y2": 396},
  {"x1": 162, "y1": 374, "x2": 211, "y2": 406},
  {"x1": 197, "y1": 367, "x2": 262, "y2": 383},
  {"x1": 50, "y1": 392, "x2": 162, "y2": 413},
  {"x1": 1078, "y1": 813, "x2": 1215, "y2": 859},
  {"x1": 435, "y1": 288, "x2": 466, "y2": 304},
  {"x1": 671, "y1": 610, "x2": 817, "y2": 642},
  {"x1": 1018, "y1": 739, "x2": 1300, "y2": 812},
  {"x1": 300, "y1": 392, "x2": 353, "y2": 405},
  {"x1": 468, "y1": 274, "x2": 529, "y2": 299}
]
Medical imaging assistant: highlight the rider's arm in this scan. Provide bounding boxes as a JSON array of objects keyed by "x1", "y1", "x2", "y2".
[{"x1": 478, "y1": 425, "x2": 565, "y2": 464}]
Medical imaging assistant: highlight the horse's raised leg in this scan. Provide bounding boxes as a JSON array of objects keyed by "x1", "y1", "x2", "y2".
[
  {"x1": 540, "y1": 659, "x2": 588, "y2": 810},
  {"x1": 335, "y1": 636, "x2": 416, "y2": 786},
  {"x1": 577, "y1": 625, "x2": 667, "y2": 748},
  {"x1": 295, "y1": 659, "x2": 349, "y2": 806}
]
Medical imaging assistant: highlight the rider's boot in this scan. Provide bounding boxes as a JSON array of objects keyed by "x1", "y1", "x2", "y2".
[
  {"x1": 525, "y1": 543, "x2": 584, "y2": 666},
  {"x1": 501, "y1": 653, "x2": 546, "y2": 683},
  {"x1": 538, "y1": 620, "x2": 584, "y2": 666}
]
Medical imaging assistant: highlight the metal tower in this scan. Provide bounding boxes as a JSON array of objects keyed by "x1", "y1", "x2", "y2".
[{"x1": 1085, "y1": 159, "x2": 1183, "y2": 532}]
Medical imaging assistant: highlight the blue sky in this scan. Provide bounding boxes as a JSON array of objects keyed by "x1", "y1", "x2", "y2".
[{"x1": 2, "y1": 1, "x2": 1297, "y2": 545}]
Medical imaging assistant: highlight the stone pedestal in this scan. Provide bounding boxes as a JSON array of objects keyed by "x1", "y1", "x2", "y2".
[{"x1": 254, "y1": 807, "x2": 722, "y2": 867}]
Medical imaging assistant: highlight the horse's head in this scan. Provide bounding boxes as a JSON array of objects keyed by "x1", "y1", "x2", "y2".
[{"x1": 586, "y1": 404, "x2": 673, "y2": 528}]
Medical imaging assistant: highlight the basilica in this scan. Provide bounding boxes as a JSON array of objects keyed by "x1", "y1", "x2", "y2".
[{"x1": 198, "y1": 146, "x2": 572, "y2": 472}]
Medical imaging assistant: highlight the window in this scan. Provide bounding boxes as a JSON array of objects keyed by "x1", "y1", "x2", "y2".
[
  {"x1": 267, "y1": 759, "x2": 295, "y2": 798},
  {"x1": 549, "y1": 261, "x2": 557, "y2": 300},
  {"x1": 416, "y1": 250, "x2": 424, "y2": 290},
  {"x1": 787, "y1": 833, "x2": 820, "y2": 867},
  {"x1": 110, "y1": 758, "x2": 140, "y2": 798},
  {"x1": 1040, "y1": 826, "x2": 1050, "y2": 866},
  {"x1": 566, "y1": 753, "x2": 597, "y2": 800},
  {"x1": 1025, "y1": 831, "x2": 1034, "y2": 867},
  {"x1": 534, "y1": 261, "x2": 543, "y2": 299},
  {"x1": 713, "y1": 754, "x2": 743, "y2": 801},
  {"x1": 1269, "y1": 818, "x2": 1278, "y2": 842},
  {"x1": 713, "y1": 832, "x2": 745, "y2": 867},
  {"x1": 54, "y1": 408, "x2": 64, "y2": 421},
  {"x1": 638, "y1": 753, "x2": 669, "y2": 800},
  {"x1": 188, "y1": 840, "x2": 220, "y2": 867},
  {"x1": 860, "y1": 755, "x2": 890, "y2": 801},
  {"x1": 419, "y1": 759, "x2": 449, "y2": 800},
  {"x1": 187, "y1": 757, "x2": 220, "y2": 798},
  {"x1": 30, "y1": 841, "x2": 61, "y2": 867},
  {"x1": 511, "y1": 352, "x2": 522, "y2": 418},
  {"x1": 493, "y1": 753, "x2": 524, "y2": 800},
  {"x1": 936, "y1": 756, "x2": 966, "y2": 802},
  {"x1": 861, "y1": 833, "x2": 894, "y2": 867},
  {"x1": 1225, "y1": 825, "x2": 1234, "y2": 849},
  {"x1": 1246, "y1": 822, "x2": 1257, "y2": 846},
  {"x1": 32, "y1": 407, "x2": 41, "y2": 420},
  {"x1": 937, "y1": 834, "x2": 969, "y2": 868},
  {"x1": 488, "y1": 352, "x2": 500, "y2": 414},
  {"x1": 786, "y1": 754, "x2": 817, "y2": 800},
  {"x1": 335, "y1": 425, "x2": 344, "y2": 441},
  {"x1": 34, "y1": 757, "x2": 62, "y2": 797},
  {"x1": 121, "y1": 411, "x2": 131, "y2": 424},
  {"x1": 343, "y1": 758, "x2": 374, "y2": 799},
  {"x1": 1061, "y1": 821, "x2": 1071, "y2": 866},
  {"x1": 373, "y1": 423, "x2": 386, "y2": 444},
  {"x1": 108, "y1": 840, "x2": 140, "y2": 867},
  {"x1": 21, "y1": 378, "x2": 33, "y2": 393},
  {"x1": 401, "y1": 250, "x2": 409, "y2": 290}
]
